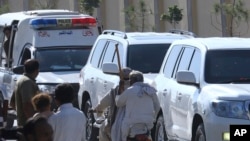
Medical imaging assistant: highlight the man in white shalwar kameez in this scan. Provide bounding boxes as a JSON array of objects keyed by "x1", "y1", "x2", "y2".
[{"x1": 115, "y1": 70, "x2": 160, "y2": 141}]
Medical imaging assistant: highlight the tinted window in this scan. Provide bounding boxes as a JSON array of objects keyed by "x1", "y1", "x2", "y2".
[
  {"x1": 163, "y1": 45, "x2": 182, "y2": 78},
  {"x1": 189, "y1": 49, "x2": 201, "y2": 82},
  {"x1": 127, "y1": 44, "x2": 170, "y2": 73},
  {"x1": 90, "y1": 39, "x2": 107, "y2": 68},
  {"x1": 205, "y1": 50, "x2": 250, "y2": 83},
  {"x1": 35, "y1": 46, "x2": 91, "y2": 72}
]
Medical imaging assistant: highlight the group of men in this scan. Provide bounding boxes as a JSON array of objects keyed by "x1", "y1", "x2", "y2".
[
  {"x1": 93, "y1": 68, "x2": 160, "y2": 141},
  {"x1": 7, "y1": 59, "x2": 87, "y2": 141}
]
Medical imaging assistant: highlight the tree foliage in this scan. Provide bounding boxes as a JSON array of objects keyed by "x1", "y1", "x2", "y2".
[
  {"x1": 212, "y1": 0, "x2": 249, "y2": 36},
  {"x1": 79, "y1": 0, "x2": 100, "y2": 15},
  {"x1": 0, "y1": 4, "x2": 9, "y2": 14},
  {"x1": 124, "y1": 0, "x2": 153, "y2": 32},
  {"x1": 34, "y1": 0, "x2": 57, "y2": 9},
  {"x1": 160, "y1": 5, "x2": 183, "y2": 29}
]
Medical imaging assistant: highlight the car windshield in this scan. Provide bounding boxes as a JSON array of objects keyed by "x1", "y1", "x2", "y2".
[
  {"x1": 205, "y1": 50, "x2": 250, "y2": 83},
  {"x1": 127, "y1": 44, "x2": 170, "y2": 73},
  {"x1": 35, "y1": 46, "x2": 91, "y2": 72}
]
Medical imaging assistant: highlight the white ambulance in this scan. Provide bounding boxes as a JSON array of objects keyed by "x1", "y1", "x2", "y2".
[{"x1": 0, "y1": 9, "x2": 101, "y2": 112}]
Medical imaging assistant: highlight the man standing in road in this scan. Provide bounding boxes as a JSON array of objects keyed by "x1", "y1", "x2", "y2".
[
  {"x1": 14, "y1": 59, "x2": 40, "y2": 126},
  {"x1": 48, "y1": 83, "x2": 86, "y2": 141}
]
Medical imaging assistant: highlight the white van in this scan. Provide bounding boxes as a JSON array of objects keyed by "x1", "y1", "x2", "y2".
[{"x1": 0, "y1": 9, "x2": 101, "y2": 113}]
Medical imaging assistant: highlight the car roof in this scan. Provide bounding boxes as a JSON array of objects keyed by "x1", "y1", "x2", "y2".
[
  {"x1": 172, "y1": 37, "x2": 250, "y2": 50},
  {"x1": 101, "y1": 30, "x2": 194, "y2": 45}
]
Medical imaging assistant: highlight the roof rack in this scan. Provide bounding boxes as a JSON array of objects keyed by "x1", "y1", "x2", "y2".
[
  {"x1": 24, "y1": 10, "x2": 81, "y2": 16},
  {"x1": 102, "y1": 30, "x2": 127, "y2": 39},
  {"x1": 169, "y1": 29, "x2": 197, "y2": 37}
]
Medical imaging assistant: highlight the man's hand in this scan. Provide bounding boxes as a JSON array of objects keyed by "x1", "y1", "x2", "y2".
[
  {"x1": 88, "y1": 108, "x2": 96, "y2": 113},
  {"x1": 118, "y1": 80, "x2": 125, "y2": 94}
]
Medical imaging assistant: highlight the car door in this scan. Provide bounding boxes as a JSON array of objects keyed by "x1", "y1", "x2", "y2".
[
  {"x1": 84, "y1": 39, "x2": 108, "y2": 107},
  {"x1": 172, "y1": 46, "x2": 201, "y2": 140},
  {"x1": 95, "y1": 41, "x2": 124, "y2": 104},
  {"x1": 157, "y1": 45, "x2": 182, "y2": 138}
]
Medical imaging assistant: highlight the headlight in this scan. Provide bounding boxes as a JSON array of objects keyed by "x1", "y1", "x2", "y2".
[
  {"x1": 38, "y1": 84, "x2": 57, "y2": 94},
  {"x1": 212, "y1": 100, "x2": 249, "y2": 120}
]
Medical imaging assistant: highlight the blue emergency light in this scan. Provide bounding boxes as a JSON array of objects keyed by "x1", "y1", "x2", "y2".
[{"x1": 29, "y1": 17, "x2": 97, "y2": 29}]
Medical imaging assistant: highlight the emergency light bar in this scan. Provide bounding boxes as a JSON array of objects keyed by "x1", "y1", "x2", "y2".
[{"x1": 29, "y1": 17, "x2": 97, "y2": 29}]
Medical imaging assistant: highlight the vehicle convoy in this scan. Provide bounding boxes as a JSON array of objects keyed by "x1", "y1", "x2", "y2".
[
  {"x1": 152, "y1": 37, "x2": 250, "y2": 141},
  {"x1": 0, "y1": 9, "x2": 100, "y2": 114},
  {"x1": 77, "y1": 29, "x2": 194, "y2": 140}
]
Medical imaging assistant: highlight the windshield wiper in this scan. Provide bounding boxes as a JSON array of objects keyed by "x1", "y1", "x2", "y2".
[{"x1": 219, "y1": 78, "x2": 250, "y2": 83}]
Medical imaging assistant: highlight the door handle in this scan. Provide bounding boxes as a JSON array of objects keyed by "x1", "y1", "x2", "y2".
[
  {"x1": 162, "y1": 89, "x2": 167, "y2": 96},
  {"x1": 90, "y1": 77, "x2": 94, "y2": 83},
  {"x1": 177, "y1": 93, "x2": 182, "y2": 100}
]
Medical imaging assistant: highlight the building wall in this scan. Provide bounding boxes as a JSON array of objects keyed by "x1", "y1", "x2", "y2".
[{"x1": 3, "y1": 0, "x2": 250, "y2": 37}]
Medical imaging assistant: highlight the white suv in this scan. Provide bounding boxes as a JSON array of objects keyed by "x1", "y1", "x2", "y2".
[
  {"x1": 152, "y1": 37, "x2": 250, "y2": 141},
  {"x1": 77, "y1": 29, "x2": 194, "y2": 140}
]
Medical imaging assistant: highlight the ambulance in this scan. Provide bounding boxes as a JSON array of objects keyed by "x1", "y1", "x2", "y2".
[{"x1": 0, "y1": 9, "x2": 101, "y2": 113}]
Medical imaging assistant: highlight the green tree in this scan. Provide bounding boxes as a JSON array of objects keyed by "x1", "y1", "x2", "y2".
[
  {"x1": 160, "y1": 5, "x2": 183, "y2": 29},
  {"x1": 34, "y1": 0, "x2": 57, "y2": 9},
  {"x1": 79, "y1": 0, "x2": 100, "y2": 15},
  {"x1": 0, "y1": 4, "x2": 9, "y2": 14},
  {"x1": 124, "y1": 0, "x2": 153, "y2": 32},
  {"x1": 212, "y1": 0, "x2": 249, "y2": 36}
]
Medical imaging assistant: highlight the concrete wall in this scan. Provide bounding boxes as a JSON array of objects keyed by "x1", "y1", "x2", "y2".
[{"x1": 3, "y1": 0, "x2": 250, "y2": 37}]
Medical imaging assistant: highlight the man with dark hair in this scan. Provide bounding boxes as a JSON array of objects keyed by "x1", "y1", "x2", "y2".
[
  {"x1": 14, "y1": 59, "x2": 40, "y2": 126},
  {"x1": 48, "y1": 83, "x2": 87, "y2": 141},
  {"x1": 3, "y1": 26, "x2": 12, "y2": 59}
]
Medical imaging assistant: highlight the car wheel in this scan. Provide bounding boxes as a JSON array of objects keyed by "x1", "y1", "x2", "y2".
[
  {"x1": 83, "y1": 99, "x2": 98, "y2": 141},
  {"x1": 154, "y1": 115, "x2": 168, "y2": 141},
  {"x1": 194, "y1": 123, "x2": 206, "y2": 141}
]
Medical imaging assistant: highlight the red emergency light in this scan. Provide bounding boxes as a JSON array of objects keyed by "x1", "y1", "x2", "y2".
[{"x1": 30, "y1": 17, "x2": 97, "y2": 29}]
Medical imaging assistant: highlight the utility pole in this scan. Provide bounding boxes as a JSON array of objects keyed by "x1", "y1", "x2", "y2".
[
  {"x1": 187, "y1": 0, "x2": 193, "y2": 32},
  {"x1": 23, "y1": 0, "x2": 29, "y2": 11},
  {"x1": 220, "y1": 0, "x2": 227, "y2": 36},
  {"x1": 124, "y1": 0, "x2": 129, "y2": 31},
  {"x1": 154, "y1": 0, "x2": 160, "y2": 31}
]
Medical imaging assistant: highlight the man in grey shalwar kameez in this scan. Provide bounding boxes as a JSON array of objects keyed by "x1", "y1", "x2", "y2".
[{"x1": 93, "y1": 68, "x2": 132, "y2": 141}]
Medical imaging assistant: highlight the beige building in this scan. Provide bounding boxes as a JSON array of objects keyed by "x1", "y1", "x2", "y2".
[{"x1": 2, "y1": 0, "x2": 250, "y2": 37}]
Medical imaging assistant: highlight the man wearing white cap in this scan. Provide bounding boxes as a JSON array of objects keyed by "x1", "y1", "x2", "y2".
[{"x1": 116, "y1": 70, "x2": 160, "y2": 141}]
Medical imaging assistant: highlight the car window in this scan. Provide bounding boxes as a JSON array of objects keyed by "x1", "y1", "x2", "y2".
[
  {"x1": 205, "y1": 50, "x2": 250, "y2": 83},
  {"x1": 90, "y1": 39, "x2": 107, "y2": 68},
  {"x1": 189, "y1": 49, "x2": 201, "y2": 82},
  {"x1": 163, "y1": 45, "x2": 182, "y2": 78},
  {"x1": 101, "y1": 41, "x2": 117, "y2": 67},
  {"x1": 35, "y1": 47, "x2": 91, "y2": 72},
  {"x1": 127, "y1": 44, "x2": 170, "y2": 73},
  {"x1": 173, "y1": 46, "x2": 194, "y2": 78}
]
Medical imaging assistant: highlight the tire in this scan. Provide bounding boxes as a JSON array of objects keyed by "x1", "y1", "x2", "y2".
[
  {"x1": 194, "y1": 123, "x2": 206, "y2": 141},
  {"x1": 83, "y1": 100, "x2": 98, "y2": 141},
  {"x1": 154, "y1": 115, "x2": 168, "y2": 141}
]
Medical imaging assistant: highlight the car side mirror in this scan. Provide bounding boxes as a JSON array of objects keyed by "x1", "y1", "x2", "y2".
[
  {"x1": 176, "y1": 70, "x2": 198, "y2": 85},
  {"x1": 102, "y1": 63, "x2": 119, "y2": 75},
  {"x1": 12, "y1": 65, "x2": 24, "y2": 74}
]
